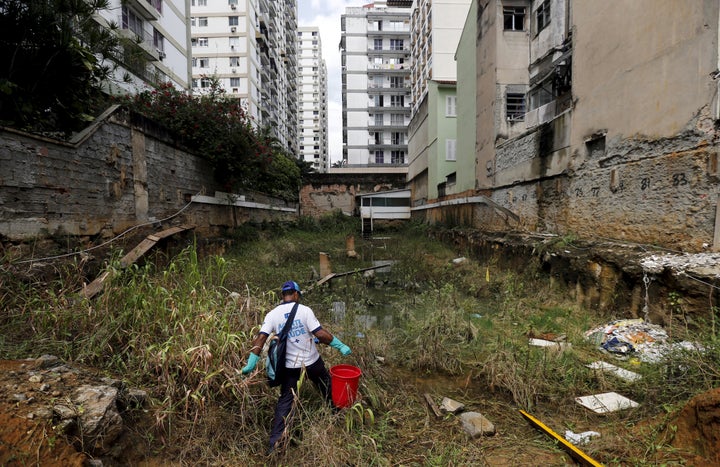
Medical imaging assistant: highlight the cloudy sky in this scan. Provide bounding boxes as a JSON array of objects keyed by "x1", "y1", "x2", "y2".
[{"x1": 298, "y1": 1, "x2": 359, "y2": 165}]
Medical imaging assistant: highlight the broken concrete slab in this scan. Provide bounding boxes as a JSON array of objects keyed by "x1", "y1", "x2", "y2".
[{"x1": 459, "y1": 411, "x2": 495, "y2": 438}]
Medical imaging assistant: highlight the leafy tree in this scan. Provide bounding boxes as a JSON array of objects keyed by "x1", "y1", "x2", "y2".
[
  {"x1": 118, "y1": 80, "x2": 303, "y2": 201},
  {"x1": 0, "y1": 0, "x2": 119, "y2": 134}
]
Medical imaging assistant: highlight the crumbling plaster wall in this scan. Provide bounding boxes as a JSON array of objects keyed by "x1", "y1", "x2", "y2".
[{"x1": 300, "y1": 173, "x2": 407, "y2": 218}]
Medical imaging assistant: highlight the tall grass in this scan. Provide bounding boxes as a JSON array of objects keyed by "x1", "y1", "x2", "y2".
[{"x1": 2, "y1": 220, "x2": 720, "y2": 465}]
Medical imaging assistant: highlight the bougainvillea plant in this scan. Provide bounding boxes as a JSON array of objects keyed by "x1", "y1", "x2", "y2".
[{"x1": 116, "y1": 79, "x2": 303, "y2": 200}]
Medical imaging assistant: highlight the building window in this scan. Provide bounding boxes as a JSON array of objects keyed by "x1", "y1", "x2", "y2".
[
  {"x1": 446, "y1": 96, "x2": 457, "y2": 116},
  {"x1": 194, "y1": 0, "x2": 207, "y2": 5},
  {"x1": 200, "y1": 77, "x2": 212, "y2": 88},
  {"x1": 503, "y1": 6, "x2": 525, "y2": 31},
  {"x1": 374, "y1": 38, "x2": 383, "y2": 50},
  {"x1": 391, "y1": 151, "x2": 404, "y2": 164},
  {"x1": 198, "y1": 17, "x2": 208, "y2": 27},
  {"x1": 374, "y1": 151, "x2": 384, "y2": 164},
  {"x1": 390, "y1": 95, "x2": 404, "y2": 107},
  {"x1": 195, "y1": 57, "x2": 209, "y2": 68},
  {"x1": 391, "y1": 132, "x2": 403, "y2": 145},
  {"x1": 121, "y1": 6, "x2": 144, "y2": 37},
  {"x1": 229, "y1": 16, "x2": 238, "y2": 26},
  {"x1": 506, "y1": 92, "x2": 526, "y2": 120},
  {"x1": 446, "y1": 139, "x2": 457, "y2": 161},
  {"x1": 153, "y1": 29, "x2": 165, "y2": 51},
  {"x1": 390, "y1": 39, "x2": 404, "y2": 50},
  {"x1": 391, "y1": 114, "x2": 404, "y2": 125},
  {"x1": 230, "y1": 77, "x2": 240, "y2": 86},
  {"x1": 447, "y1": 172, "x2": 457, "y2": 185},
  {"x1": 536, "y1": 1, "x2": 550, "y2": 33},
  {"x1": 229, "y1": 56, "x2": 240, "y2": 66},
  {"x1": 390, "y1": 76, "x2": 404, "y2": 88},
  {"x1": 197, "y1": 37, "x2": 208, "y2": 47},
  {"x1": 375, "y1": 114, "x2": 383, "y2": 126}
]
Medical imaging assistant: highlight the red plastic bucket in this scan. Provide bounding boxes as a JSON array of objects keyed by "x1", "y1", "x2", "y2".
[{"x1": 329, "y1": 364, "x2": 362, "y2": 408}]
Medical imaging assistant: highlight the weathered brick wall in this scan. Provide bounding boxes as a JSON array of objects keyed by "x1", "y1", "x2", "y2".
[{"x1": 0, "y1": 112, "x2": 295, "y2": 251}]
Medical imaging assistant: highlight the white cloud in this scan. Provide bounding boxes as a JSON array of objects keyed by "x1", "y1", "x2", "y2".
[{"x1": 299, "y1": 1, "x2": 358, "y2": 165}]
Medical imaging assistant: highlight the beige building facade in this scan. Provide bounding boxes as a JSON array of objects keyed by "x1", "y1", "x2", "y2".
[{"x1": 434, "y1": 0, "x2": 720, "y2": 251}]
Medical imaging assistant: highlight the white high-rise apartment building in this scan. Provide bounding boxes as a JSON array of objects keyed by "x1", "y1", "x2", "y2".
[
  {"x1": 190, "y1": 0, "x2": 298, "y2": 153},
  {"x1": 297, "y1": 27, "x2": 329, "y2": 173},
  {"x1": 96, "y1": 0, "x2": 192, "y2": 92},
  {"x1": 340, "y1": 1, "x2": 411, "y2": 170}
]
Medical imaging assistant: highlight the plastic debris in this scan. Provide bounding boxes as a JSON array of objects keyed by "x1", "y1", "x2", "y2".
[
  {"x1": 565, "y1": 430, "x2": 601, "y2": 446},
  {"x1": 585, "y1": 318, "x2": 702, "y2": 363},
  {"x1": 529, "y1": 338, "x2": 571, "y2": 350}
]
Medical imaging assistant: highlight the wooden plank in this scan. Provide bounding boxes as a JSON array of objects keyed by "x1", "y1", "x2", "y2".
[
  {"x1": 119, "y1": 238, "x2": 158, "y2": 267},
  {"x1": 82, "y1": 271, "x2": 112, "y2": 299},
  {"x1": 83, "y1": 224, "x2": 195, "y2": 298},
  {"x1": 424, "y1": 393, "x2": 443, "y2": 419}
]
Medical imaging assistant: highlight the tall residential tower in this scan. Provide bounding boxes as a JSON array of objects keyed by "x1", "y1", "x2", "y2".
[
  {"x1": 297, "y1": 27, "x2": 329, "y2": 172},
  {"x1": 190, "y1": 0, "x2": 298, "y2": 153},
  {"x1": 340, "y1": 1, "x2": 411, "y2": 172}
]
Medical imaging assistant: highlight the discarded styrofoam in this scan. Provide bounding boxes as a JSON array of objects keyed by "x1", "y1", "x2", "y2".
[
  {"x1": 529, "y1": 338, "x2": 571, "y2": 350},
  {"x1": 564, "y1": 430, "x2": 600, "y2": 446},
  {"x1": 586, "y1": 361, "x2": 641, "y2": 382},
  {"x1": 440, "y1": 397, "x2": 465, "y2": 414},
  {"x1": 452, "y1": 257, "x2": 467, "y2": 264},
  {"x1": 575, "y1": 392, "x2": 639, "y2": 414}
]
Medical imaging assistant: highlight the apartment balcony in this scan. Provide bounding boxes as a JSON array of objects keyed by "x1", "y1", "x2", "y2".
[
  {"x1": 126, "y1": 0, "x2": 160, "y2": 21},
  {"x1": 367, "y1": 46, "x2": 411, "y2": 54},
  {"x1": 368, "y1": 142, "x2": 407, "y2": 151},
  {"x1": 117, "y1": 24, "x2": 159, "y2": 61},
  {"x1": 367, "y1": 63, "x2": 409, "y2": 73},
  {"x1": 368, "y1": 123, "x2": 408, "y2": 131},
  {"x1": 368, "y1": 105, "x2": 411, "y2": 114},
  {"x1": 368, "y1": 83, "x2": 411, "y2": 93}
]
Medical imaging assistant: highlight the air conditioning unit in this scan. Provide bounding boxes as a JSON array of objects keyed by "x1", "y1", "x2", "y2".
[
  {"x1": 231, "y1": 68, "x2": 237, "y2": 73},
  {"x1": 157, "y1": 49, "x2": 166, "y2": 59},
  {"x1": 230, "y1": 26, "x2": 236, "y2": 32},
  {"x1": 230, "y1": 45, "x2": 235, "y2": 50},
  {"x1": 230, "y1": 3, "x2": 236, "y2": 9}
]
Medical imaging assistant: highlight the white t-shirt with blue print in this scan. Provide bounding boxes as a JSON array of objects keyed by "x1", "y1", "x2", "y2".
[{"x1": 260, "y1": 301, "x2": 322, "y2": 369}]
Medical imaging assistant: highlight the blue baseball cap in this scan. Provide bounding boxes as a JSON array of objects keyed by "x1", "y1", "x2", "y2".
[{"x1": 281, "y1": 280, "x2": 302, "y2": 295}]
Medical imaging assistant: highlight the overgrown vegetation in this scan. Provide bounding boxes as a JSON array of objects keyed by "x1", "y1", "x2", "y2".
[
  {"x1": 2, "y1": 219, "x2": 720, "y2": 465},
  {"x1": 115, "y1": 80, "x2": 312, "y2": 200}
]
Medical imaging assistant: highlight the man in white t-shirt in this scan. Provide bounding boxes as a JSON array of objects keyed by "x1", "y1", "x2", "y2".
[{"x1": 241, "y1": 280, "x2": 352, "y2": 454}]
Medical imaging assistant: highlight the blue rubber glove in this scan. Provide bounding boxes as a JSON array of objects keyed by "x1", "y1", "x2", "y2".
[
  {"x1": 241, "y1": 353, "x2": 260, "y2": 374},
  {"x1": 329, "y1": 337, "x2": 351, "y2": 356}
]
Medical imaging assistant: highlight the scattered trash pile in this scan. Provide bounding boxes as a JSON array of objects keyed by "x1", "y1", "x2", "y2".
[
  {"x1": 584, "y1": 318, "x2": 702, "y2": 363},
  {"x1": 640, "y1": 252, "x2": 720, "y2": 275}
]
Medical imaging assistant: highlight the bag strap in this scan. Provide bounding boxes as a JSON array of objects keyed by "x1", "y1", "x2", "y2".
[{"x1": 278, "y1": 302, "x2": 299, "y2": 341}]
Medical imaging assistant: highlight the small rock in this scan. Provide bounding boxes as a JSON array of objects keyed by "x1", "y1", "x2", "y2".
[
  {"x1": 54, "y1": 404, "x2": 76, "y2": 420},
  {"x1": 459, "y1": 412, "x2": 496, "y2": 438},
  {"x1": 440, "y1": 397, "x2": 465, "y2": 414},
  {"x1": 9, "y1": 371, "x2": 16, "y2": 376},
  {"x1": 34, "y1": 407, "x2": 53, "y2": 420},
  {"x1": 35, "y1": 355, "x2": 61, "y2": 369},
  {"x1": 51, "y1": 390, "x2": 62, "y2": 397},
  {"x1": 86, "y1": 459, "x2": 103, "y2": 467},
  {"x1": 28, "y1": 375, "x2": 43, "y2": 383},
  {"x1": 13, "y1": 394, "x2": 27, "y2": 402},
  {"x1": 101, "y1": 377, "x2": 122, "y2": 389},
  {"x1": 40, "y1": 383, "x2": 51, "y2": 392},
  {"x1": 26, "y1": 412, "x2": 35, "y2": 419}
]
